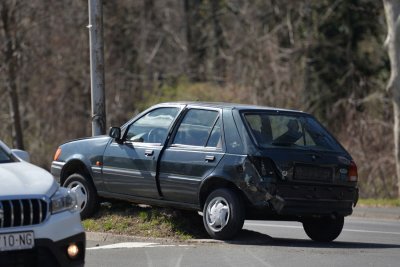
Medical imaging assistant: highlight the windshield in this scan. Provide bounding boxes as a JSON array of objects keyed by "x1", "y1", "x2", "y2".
[
  {"x1": 0, "y1": 146, "x2": 14, "y2": 163},
  {"x1": 243, "y1": 112, "x2": 346, "y2": 153}
]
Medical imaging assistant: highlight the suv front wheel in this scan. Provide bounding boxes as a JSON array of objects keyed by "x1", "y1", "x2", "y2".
[
  {"x1": 302, "y1": 215, "x2": 344, "y2": 242},
  {"x1": 203, "y1": 188, "x2": 245, "y2": 240}
]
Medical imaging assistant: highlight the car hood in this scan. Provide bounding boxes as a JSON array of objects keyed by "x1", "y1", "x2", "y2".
[{"x1": 0, "y1": 162, "x2": 58, "y2": 197}]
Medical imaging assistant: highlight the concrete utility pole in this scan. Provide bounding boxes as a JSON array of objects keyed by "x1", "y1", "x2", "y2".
[{"x1": 88, "y1": 0, "x2": 106, "y2": 136}]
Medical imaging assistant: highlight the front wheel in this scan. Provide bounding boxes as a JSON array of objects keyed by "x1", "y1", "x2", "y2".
[
  {"x1": 63, "y1": 173, "x2": 98, "y2": 219},
  {"x1": 203, "y1": 188, "x2": 245, "y2": 240},
  {"x1": 302, "y1": 215, "x2": 344, "y2": 242}
]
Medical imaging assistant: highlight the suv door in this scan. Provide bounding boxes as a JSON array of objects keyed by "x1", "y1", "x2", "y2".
[
  {"x1": 102, "y1": 106, "x2": 181, "y2": 198},
  {"x1": 159, "y1": 108, "x2": 224, "y2": 204}
]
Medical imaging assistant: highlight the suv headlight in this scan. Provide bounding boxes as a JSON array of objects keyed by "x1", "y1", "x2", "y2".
[{"x1": 51, "y1": 187, "x2": 78, "y2": 214}]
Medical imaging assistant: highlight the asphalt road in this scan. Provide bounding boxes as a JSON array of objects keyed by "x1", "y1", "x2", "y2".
[{"x1": 85, "y1": 216, "x2": 400, "y2": 267}]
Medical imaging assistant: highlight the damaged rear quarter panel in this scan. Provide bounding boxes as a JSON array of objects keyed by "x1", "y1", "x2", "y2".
[{"x1": 205, "y1": 154, "x2": 278, "y2": 208}]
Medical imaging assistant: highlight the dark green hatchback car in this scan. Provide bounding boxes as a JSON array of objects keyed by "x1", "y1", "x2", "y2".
[{"x1": 51, "y1": 102, "x2": 359, "y2": 241}]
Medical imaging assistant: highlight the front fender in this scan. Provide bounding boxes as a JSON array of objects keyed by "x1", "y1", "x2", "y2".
[{"x1": 56, "y1": 136, "x2": 111, "y2": 190}]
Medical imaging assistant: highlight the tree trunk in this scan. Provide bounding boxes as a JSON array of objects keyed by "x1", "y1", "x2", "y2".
[
  {"x1": 383, "y1": 0, "x2": 400, "y2": 197},
  {"x1": 0, "y1": 0, "x2": 24, "y2": 149},
  {"x1": 211, "y1": 0, "x2": 226, "y2": 84},
  {"x1": 184, "y1": 0, "x2": 206, "y2": 82}
]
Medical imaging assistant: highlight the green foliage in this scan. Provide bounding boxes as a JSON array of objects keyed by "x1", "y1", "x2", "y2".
[
  {"x1": 305, "y1": 0, "x2": 388, "y2": 126},
  {"x1": 138, "y1": 211, "x2": 149, "y2": 221}
]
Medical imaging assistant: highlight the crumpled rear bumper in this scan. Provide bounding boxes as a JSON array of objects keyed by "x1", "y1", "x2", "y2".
[{"x1": 270, "y1": 184, "x2": 359, "y2": 217}]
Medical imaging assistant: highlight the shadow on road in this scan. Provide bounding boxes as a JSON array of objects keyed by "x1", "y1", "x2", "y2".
[{"x1": 224, "y1": 229, "x2": 400, "y2": 249}]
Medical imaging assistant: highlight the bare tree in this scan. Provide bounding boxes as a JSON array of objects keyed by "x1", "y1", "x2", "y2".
[
  {"x1": 383, "y1": 0, "x2": 400, "y2": 197},
  {"x1": 184, "y1": 0, "x2": 206, "y2": 81},
  {"x1": 0, "y1": 0, "x2": 24, "y2": 149}
]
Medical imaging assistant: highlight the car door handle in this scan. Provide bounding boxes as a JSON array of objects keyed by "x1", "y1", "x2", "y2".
[
  {"x1": 205, "y1": 155, "x2": 215, "y2": 162},
  {"x1": 145, "y1": 150, "x2": 154, "y2": 156}
]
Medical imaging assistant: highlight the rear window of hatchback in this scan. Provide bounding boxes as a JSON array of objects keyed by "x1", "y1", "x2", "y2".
[{"x1": 242, "y1": 111, "x2": 346, "y2": 153}]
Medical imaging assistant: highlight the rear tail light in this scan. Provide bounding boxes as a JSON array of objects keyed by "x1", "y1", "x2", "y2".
[
  {"x1": 249, "y1": 156, "x2": 276, "y2": 177},
  {"x1": 54, "y1": 147, "x2": 62, "y2": 161},
  {"x1": 348, "y1": 161, "x2": 358, "y2": 182}
]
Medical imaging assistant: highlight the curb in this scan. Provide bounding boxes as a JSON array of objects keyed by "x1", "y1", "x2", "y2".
[
  {"x1": 86, "y1": 231, "x2": 220, "y2": 244},
  {"x1": 86, "y1": 232, "x2": 181, "y2": 244},
  {"x1": 86, "y1": 231, "x2": 272, "y2": 245}
]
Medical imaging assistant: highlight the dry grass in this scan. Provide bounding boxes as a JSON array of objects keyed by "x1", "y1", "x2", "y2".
[
  {"x1": 358, "y1": 198, "x2": 400, "y2": 207},
  {"x1": 82, "y1": 201, "x2": 208, "y2": 240}
]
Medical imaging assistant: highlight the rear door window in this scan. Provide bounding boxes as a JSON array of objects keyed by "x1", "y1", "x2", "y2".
[
  {"x1": 172, "y1": 109, "x2": 220, "y2": 147},
  {"x1": 243, "y1": 112, "x2": 345, "y2": 152}
]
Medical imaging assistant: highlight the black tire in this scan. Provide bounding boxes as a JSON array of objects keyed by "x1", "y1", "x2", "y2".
[
  {"x1": 63, "y1": 173, "x2": 99, "y2": 219},
  {"x1": 302, "y1": 216, "x2": 344, "y2": 242},
  {"x1": 203, "y1": 188, "x2": 245, "y2": 240}
]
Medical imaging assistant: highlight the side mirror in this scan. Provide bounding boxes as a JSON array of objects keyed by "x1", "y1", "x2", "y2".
[
  {"x1": 109, "y1": 127, "x2": 122, "y2": 141},
  {"x1": 12, "y1": 149, "x2": 30, "y2": 162}
]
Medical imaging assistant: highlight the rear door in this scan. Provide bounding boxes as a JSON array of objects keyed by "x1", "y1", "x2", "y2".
[
  {"x1": 102, "y1": 106, "x2": 182, "y2": 198},
  {"x1": 158, "y1": 108, "x2": 224, "y2": 204}
]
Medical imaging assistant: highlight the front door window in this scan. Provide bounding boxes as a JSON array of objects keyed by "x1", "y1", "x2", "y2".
[{"x1": 125, "y1": 107, "x2": 179, "y2": 144}]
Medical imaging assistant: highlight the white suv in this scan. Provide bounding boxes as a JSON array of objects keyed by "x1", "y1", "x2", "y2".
[{"x1": 0, "y1": 141, "x2": 85, "y2": 267}]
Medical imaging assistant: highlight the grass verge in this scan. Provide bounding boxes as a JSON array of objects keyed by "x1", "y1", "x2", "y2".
[
  {"x1": 358, "y1": 198, "x2": 400, "y2": 207},
  {"x1": 82, "y1": 201, "x2": 208, "y2": 240}
]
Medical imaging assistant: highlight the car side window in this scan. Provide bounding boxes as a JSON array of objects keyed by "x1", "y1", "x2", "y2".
[
  {"x1": 172, "y1": 109, "x2": 219, "y2": 147},
  {"x1": 206, "y1": 118, "x2": 222, "y2": 148},
  {"x1": 125, "y1": 107, "x2": 179, "y2": 144}
]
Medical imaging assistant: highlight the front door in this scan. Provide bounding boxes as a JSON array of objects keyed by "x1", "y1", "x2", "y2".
[{"x1": 102, "y1": 106, "x2": 181, "y2": 198}]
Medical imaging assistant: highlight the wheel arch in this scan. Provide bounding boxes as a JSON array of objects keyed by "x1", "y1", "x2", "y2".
[
  {"x1": 198, "y1": 176, "x2": 250, "y2": 210},
  {"x1": 60, "y1": 159, "x2": 93, "y2": 186}
]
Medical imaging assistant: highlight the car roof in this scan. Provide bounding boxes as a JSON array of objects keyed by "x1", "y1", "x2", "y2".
[{"x1": 158, "y1": 101, "x2": 306, "y2": 114}]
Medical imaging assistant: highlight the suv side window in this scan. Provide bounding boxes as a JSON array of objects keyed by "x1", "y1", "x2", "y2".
[
  {"x1": 172, "y1": 109, "x2": 220, "y2": 147},
  {"x1": 125, "y1": 107, "x2": 179, "y2": 144},
  {"x1": 0, "y1": 147, "x2": 13, "y2": 163}
]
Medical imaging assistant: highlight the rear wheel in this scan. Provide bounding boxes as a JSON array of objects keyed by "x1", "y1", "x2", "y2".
[
  {"x1": 63, "y1": 173, "x2": 98, "y2": 219},
  {"x1": 203, "y1": 188, "x2": 245, "y2": 240},
  {"x1": 302, "y1": 215, "x2": 344, "y2": 242}
]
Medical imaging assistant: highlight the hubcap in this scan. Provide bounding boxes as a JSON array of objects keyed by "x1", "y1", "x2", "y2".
[
  {"x1": 206, "y1": 196, "x2": 230, "y2": 232},
  {"x1": 67, "y1": 181, "x2": 88, "y2": 212}
]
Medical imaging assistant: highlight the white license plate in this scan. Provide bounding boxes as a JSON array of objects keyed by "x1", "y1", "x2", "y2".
[{"x1": 0, "y1": 231, "x2": 35, "y2": 251}]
